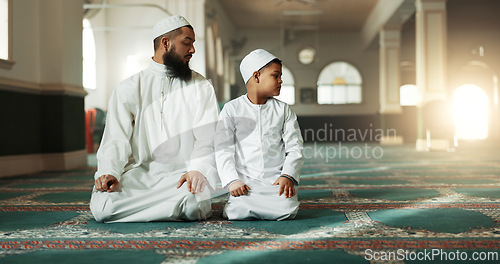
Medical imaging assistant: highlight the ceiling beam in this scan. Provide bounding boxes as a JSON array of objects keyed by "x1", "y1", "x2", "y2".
[{"x1": 361, "y1": 0, "x2": 415, "y2": 50}]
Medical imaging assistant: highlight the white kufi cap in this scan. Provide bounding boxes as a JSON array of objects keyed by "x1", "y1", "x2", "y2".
[
  {"x1": 240, "y1": 49, "x2": 278, "y2": 84},
  {"x1": 153, "y1": 15, "x2": 191, "y2": 40}
]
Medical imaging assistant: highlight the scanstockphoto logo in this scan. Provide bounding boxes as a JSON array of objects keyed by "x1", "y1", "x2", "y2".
[{"x1": 302, "y1": 123, "x2": 398, "y2": 162}]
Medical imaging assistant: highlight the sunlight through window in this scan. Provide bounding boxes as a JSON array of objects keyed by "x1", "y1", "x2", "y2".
[
  {"x1": 0, "y1": 0, "x2": 9, "y2": 60},
  {"x1": 274, "y1": 66, "x2": 295, "y2": 105},
  {"x1": 83, "y1": 19, "x2": 96, "y2": 89},
  {"x1": 317, "y1": 62, "x2": 362, "y2": 104},
  {"x1": 454, "y1": 84, "x2": 488, "y2": 140},
  {"x1": 400, "y1": 84, "x2": 418, "y2": 106}
]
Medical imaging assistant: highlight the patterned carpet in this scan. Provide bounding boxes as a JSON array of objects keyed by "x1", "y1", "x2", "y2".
[{"x1": 1, "y1": 143, "x2": 499, "y2": 263}]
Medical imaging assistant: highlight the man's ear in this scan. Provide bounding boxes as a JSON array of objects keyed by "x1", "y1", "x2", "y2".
[
  {"x1": 252, "y1": 71, "x2": 260, "y2": 83},
  {"x1": 161, "y1": 37, "x2": 170, "y2": 51}
]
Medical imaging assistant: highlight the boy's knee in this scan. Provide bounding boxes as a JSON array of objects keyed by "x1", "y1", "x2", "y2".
[{"x1": 225, "y1": 195, "x2": 299, "y2": 220}]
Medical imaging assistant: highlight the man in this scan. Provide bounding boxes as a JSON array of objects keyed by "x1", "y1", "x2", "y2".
[{"x1": 90, "y1": 15, "x2": 219, "y2": 222}]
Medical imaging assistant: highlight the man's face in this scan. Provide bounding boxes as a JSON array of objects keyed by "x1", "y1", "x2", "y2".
[
  {"x1": 162, "y1": 27, "x2": 196, "y2": 81},
  {"x1": 169, "y1": 27, "x2": 195, "y2": 63}
]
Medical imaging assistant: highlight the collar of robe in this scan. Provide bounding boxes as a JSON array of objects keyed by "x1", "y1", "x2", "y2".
[
  {"x1": 244, "y1": 94, "x2": 272, "y2": 109},
  {"x1": 150, "y1": 58, "x2": 181, "y2": 78}
]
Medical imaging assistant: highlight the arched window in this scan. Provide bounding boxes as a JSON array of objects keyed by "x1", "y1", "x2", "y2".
[
  {"x1": 0, "y1": 0, "x2": 13, "y2": 69},
  {"x1": 0, "y1": 0, "x2": 8, "y2": 60},
  {"x1": 454, "y1": 84, "x2": 488, "y2": 140},
  {"x1": 82, "y1": 18, "x2": 96, "y2": 89},
  {"x1": 400, "y1": 84, "x2": 419, "y2": 106},
  {"x1": 317, "y1": 62, "x2": 362, "y2": 104},
  {"x1": 274, "y1": 66, "x2": 295, "y2": 105}
]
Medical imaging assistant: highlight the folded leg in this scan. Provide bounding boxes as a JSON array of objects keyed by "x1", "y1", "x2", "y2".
[
  {"x1": 90, "y1": 176, "x2": 212, "y2": 223},
  {"x1": 224, "y1": 178, "x2": 299, "y2": 221}
]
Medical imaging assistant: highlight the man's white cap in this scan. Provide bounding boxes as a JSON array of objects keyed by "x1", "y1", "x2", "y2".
[
  {"x1": 240, "y1": 49, "x2": 278, "y2": 84},
  {"x1": 153, "y1": 15, "x2": 191, "y2": 40}
]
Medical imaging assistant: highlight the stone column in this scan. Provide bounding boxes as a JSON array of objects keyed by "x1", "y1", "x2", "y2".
[
  {"x1": 379, "y1": 27, "x2": 404, "y2": 145},
  {"x1": 379, "y1": 27, "x2": 402, "y2": 115},
  {"x1": 38, "y1": 0, "x2": 88, "y2": 169},
  {"x1": 415, "y1": 0, "x2": 452, "y2": 151},
  {"x1": 166, "y1": 0, "x2": 207, "y2": 76}
]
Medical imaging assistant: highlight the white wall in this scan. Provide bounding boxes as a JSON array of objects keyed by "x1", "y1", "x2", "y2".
[
  {"x1": 83, "y1": 0, "x2": 381, "y2": 116},
  {"x1": 84, "y1": 6, "x2": 109, "y2": 110},
  {"x1": 234, "y1": 29, "x2": 380, "y2": 116},
  {"x1": 0, "y1": 0, "x2": 40, "y2": 83},
  {"x1": 205, "y1": 0, "x2": 236, "y2": 101},
  {"x1": 85, "y1": 0, "x2": 211, "y2": 111},
  {"x1": 0, "y1": 0, "x2": 84, "y2": 88}
]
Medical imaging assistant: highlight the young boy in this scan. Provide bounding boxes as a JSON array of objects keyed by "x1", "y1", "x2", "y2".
[{"x1": 215, "y1": 49, "x2": 304, "y2": 220}]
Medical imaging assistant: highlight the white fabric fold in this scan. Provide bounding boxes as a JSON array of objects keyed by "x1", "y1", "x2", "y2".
[
  {"x1": 215, "y1": 95, "x2": 304, "y2": 188},
  {"x1": 215, "y1": 95, "x2": 304, "y2": 220},
  {"x1": 91, "y1": 59, "x2": 219, "y2": 222}
]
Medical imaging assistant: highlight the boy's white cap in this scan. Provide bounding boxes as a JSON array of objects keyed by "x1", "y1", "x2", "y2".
[
  {"x1": 153, "y1": 15, "x2": 191, "y2": 40},
  {"x1": 240, "y1": 49, "x2": 278, "y2": 83}
]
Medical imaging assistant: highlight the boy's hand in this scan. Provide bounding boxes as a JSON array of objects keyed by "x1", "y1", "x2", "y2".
[
  {"x1": 229, "y1": 180, "x2": 250, "y2": 197},
  {"x1": 273, "y1": 176, "x2": 295, "y2": 198}
]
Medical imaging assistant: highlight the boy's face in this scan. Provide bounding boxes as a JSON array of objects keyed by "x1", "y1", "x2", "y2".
[{"x1": 257, "y1": 63, "x2": 283, "y2": 98}]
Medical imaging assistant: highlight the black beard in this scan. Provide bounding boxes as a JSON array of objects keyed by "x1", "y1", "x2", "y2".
[{"x1": 162, "y1": 47, "x2": 192, "y2": 82}]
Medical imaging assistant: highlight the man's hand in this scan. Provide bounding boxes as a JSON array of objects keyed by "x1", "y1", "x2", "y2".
[
  {"x1": 95, "y1": 174, "x2": 120, "y2": 192},
  {"x1": 273, "y1": 176, "x2": 296, "y2": 198},
  {"x1": 228, "y1": 180, "x2": 250, "y2": 197},
  {"x1": 177, "y1": 171, "x2": 207, "y2": 194}
]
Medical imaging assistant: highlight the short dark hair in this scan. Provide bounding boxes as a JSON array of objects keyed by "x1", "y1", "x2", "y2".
[
  {"x1": 258, "y1": 58, "x2": 282, "y2": 73},
  {"x1": 153, "y1": 25, "x2": 194, "y2": 51}
]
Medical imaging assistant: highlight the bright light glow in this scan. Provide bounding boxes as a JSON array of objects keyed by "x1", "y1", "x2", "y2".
[
  {"x1": 274, "y1": 66, "x2": 295, "y2": 105},
  {"x1": 454, "y1": 84, "x2": 488, "y2": 140},
  {"x1": 82, "y1": 19, "x2": 96, "y2": 89},
  {"x1": 125, "y1": 55, "x2": 141, "y2": 78},
  {"x1": 400, "y1": 84, "x2": 419, "y2": 106},
  {"x1": 275, "y1": 85, "x2": 295, "y2": 105},
  {"x1": 0, "y1": 0, "x2": 8, "y2": 60}
]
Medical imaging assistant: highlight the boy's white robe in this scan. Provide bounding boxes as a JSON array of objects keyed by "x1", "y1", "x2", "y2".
[
  {"x1": 90, "y1": 59, "x2": 219, "y2": 223},
  {"x1": 215, "y1": 95, "x2": 304, "y2": 220}
]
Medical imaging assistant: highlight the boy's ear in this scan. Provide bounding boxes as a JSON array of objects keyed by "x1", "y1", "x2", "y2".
[{"x1": 252, "y1": 71, "x2": 260, "y2": 83}]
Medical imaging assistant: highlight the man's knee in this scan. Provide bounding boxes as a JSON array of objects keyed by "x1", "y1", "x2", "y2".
[
  {"x1": 182, "y1": 193, "x2": 212, "y2": 220},
  {"x1": 90, "y1": 192, "x2": 113, "y2": 222}
]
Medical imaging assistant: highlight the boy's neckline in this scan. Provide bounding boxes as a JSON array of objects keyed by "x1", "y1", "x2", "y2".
[{"x1": 246, "y1": 94, "x2": 271, "y2": 105}]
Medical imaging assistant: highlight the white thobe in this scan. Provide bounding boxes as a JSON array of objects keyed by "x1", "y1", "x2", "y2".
[
  {"x1": 215, "y1": 95, "x2": 304, "y2": 220},
  {"x1": 90, "y1": 59, "x2": 219, "y2": 223}
]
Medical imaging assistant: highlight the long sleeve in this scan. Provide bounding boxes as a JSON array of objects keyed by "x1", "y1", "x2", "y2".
[
  {"x1": 280, "y1": 105, "x2": 304, "y2": 184},
  {"x1": 214, "y1": 106, "x2": 240, "y2": 188},
  {"x1": 94, "y1": 82, "x2": 137, "y2": 182},
  {"x1": 185, "y1": 80, "x2": 220, "y2": 191}
]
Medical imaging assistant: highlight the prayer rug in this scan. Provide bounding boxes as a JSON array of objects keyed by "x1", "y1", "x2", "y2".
[{"x1": 0, "y1": 143, "x2": 499, "y2": 263}]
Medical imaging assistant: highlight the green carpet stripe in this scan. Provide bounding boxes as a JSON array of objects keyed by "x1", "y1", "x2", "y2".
[
  {"x1": 368, "y1": 208, "x2": 495, "y2": 234},
  {"x1": 455, "y1": 188, "x2": 500, "y2": 198},
  {"x1": 349, "y1": 188, "x2": 440, "y2": 201},
  {"x1": 198, "y1": 249, "x2": 368, "y2": 264}
]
